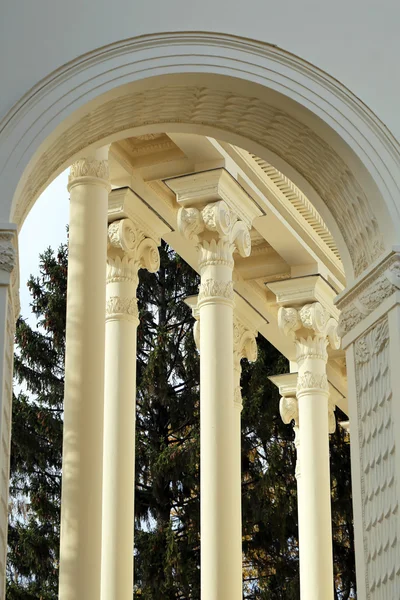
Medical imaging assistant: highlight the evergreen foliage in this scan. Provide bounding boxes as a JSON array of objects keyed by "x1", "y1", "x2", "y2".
[{"x1": 7, "y1": 240, "x2": 355, "y2": 599}]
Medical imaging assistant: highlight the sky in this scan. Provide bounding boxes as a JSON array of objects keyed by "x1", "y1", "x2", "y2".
[{"x1": 18, "y1": 171, "x2": 69, "y2": 325}]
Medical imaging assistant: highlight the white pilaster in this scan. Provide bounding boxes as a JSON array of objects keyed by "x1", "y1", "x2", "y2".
[
  {"x1": 101, "y1": 188, "x2": 165, "y2": 600},
  {"x1": 59, "y1": 147, "x2": 110, "y2": 600},
  {"x1": 337, "y1": 250, "x2": 400, "y2": 599},
  {"x1": 278, "y1": 302, "x2": 340, "y2": 600},
  {"x1": 0, "y1": 226, "x2": 17, "y2": 600}
]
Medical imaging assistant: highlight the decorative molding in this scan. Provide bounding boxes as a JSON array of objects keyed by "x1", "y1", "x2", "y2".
[
  {"x1": 0, "y1": 233, "x2": 16, "y2": 274},
  {"x1": 108, "y1": 219, "x2": 140, "y2": 253},
  {"x1": 278, "y1": 303, "x2": 339, "y2": 433},
  {"x1": 233, "y1": 316, "x2": 258, "y2": 409},
  {"x1": 198, "y1": 279, "x2": 234, "y2": 304},
  {"x1": 11, "y1": 79, "x2": 386, "y2": 278},
  {"x1": 178, "y1": 200, "x2": 251, "y2": 271},
  {"x1": 279, "y1": 302, "x2": 340, "y2": 351},
  {"x1": 166, "y1": 168, "x2": 261, "y2": 229},
  {"x1": 279, "y1": 395, "x2": 299, "y2": 426},
  {"x1": 107, "y1": 218, "x2": 160, "y2": 286},
  {"x1": 105, "y1": 296, "x2": 139, "y2": 322},
  {"x1": 67, "y1": 157, "x2": 110, "y2": 190},
  {"x1": 279, "y1": 394, "x2": 301, "y2": 479},
  {"x1": 297, "y1": 371, "x2": 329, "y2": 393},
  {"x1": 106, "y1": 254, "x2": 139, "y2": 286},
  {"x1": 337, "y1": 252, "x2": 400, "y2": 337},
  {"x1": 250, "y1": 154, "x2": 342, "y2": 263},
  {"x1": 353, "y1": 317, "x2": 400, "y2": 598}
]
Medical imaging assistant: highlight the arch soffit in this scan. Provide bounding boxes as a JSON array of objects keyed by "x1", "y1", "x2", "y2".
[{"x1": 1, "y1": 33, "x2": 399, "y2": 282}]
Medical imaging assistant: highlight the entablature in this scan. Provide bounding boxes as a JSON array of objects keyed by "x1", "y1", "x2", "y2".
[{"x1": 108, "y1": 132, "x2": 348, "y2": 415}]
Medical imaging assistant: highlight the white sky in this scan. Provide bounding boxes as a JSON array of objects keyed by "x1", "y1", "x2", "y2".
[{"x1": 18, "y1": 171, "x2": 69, "y2": 324}]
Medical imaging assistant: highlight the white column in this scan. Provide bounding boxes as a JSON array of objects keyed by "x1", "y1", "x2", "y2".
[
  {"x1": 101, "y1": 217, "x2": 160, "y2": 600},
  {"x1": 178, "y1": 200, "x2": 251, "y2": 600},
  {"x1": 59, "y1": 148, "x2": 110, "y2": 600},
  {"x1": 279, "y1": 302, "x2": 339, "y2": 600}
]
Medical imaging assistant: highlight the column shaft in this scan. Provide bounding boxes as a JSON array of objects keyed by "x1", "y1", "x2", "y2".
[
  {"x1": 278, "y1": 302, "x2": 339, "y2": 600},
  {"x1": 101, "y1": 280, "x2": 138, "y2": 599},
  {"x1": 178, "y1": 199, "x2": 252, "y2": 600},
  {"x1": 297, "y1": 388, "x2": 333, "y2": 599},
  {"x1": 101, "y1": 215, "x2": 160, "y2": 600},
  {"x1": 199, "y1": 280, "x2": 241, "y2": 600},
  {"x1": 59, "y1": 148, "x2": 110, "y2": 600}
]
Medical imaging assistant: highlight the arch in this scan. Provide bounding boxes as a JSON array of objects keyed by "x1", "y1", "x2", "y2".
[{"x1": 1, "y1": 32, "x2": 400, "y2": 283}]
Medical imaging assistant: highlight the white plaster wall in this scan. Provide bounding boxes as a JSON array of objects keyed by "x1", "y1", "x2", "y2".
[{"x1": 1, "y1": 0, "x2": 400, "y2": 139}]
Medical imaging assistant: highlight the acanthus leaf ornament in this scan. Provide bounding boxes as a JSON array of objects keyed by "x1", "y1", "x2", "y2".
[
  {"x1": 297, "y1": 371, "x2": 329, "y2": 393},
  {"x1": 106, "y1": 296, "x2": 139, "y2": 323},
  {"x1": 198, "y1": 279, "x2": 234, "y2": 303},
  {"x1": 278, "y1": 302, "x2": 340, "y2": 434},
  {"x1": 68, "y1": 157, "x2": 111, "y2": 191},
  {"x1": 279, "y1": 302, "x2": 340, "y2": 351},
  {"x1": 107, "y1": 218, "x2": 160, "y2": 285},
  {"x1": 177, "y1": 200, "x2": 251, "y2": 270}
]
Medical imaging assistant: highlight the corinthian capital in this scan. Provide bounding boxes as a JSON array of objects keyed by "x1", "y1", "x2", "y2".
[
  {"x1": 178, "y1": 200, "x2": 251, "y2": 269},
  {"x1": 278, "y1": 302, "x2": 340, "y2": 352},
  {"x1": 107, "y1": 218, "x2": 160, "y2": 286}
]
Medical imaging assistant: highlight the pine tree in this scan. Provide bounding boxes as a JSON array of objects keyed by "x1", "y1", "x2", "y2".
[
  {"x1": 7, "y1": 239, "x2": 356, "y2": 599},
  {"x1": 7, "y1": 245, "x2": 67, "y2": 599},
  {"x1": 134, "y1": 242, "x2": 201, "y2": 599}
]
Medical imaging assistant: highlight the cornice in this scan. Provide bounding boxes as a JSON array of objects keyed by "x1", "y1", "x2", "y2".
[
  {"x1": 267, "y1": 274, "x2": 340, "y2": 321},
  {"x1": 108, "y1": 186, "x2": 171, "y2": 242},
  {"x1": 165, "y1": 168, "x2": 262, "y2": 229}
]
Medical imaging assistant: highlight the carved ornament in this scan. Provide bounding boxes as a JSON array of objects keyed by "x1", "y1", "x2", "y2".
[
  {"x1": 15, "y1": 80, "x2": 384, "y2": 279},
  {"x1": 198, "y1": 279, "x2": 234, "y2": 304},
  {"x1": 297, "y1": 371, "x2": 329, "y2": 393},
  {"x1": 68, "y1": 157, "x2": 110, "y2": 190},
  {"x1": 279, "y1": 302, "x2": 340, "y2": 352},
  {"x1": 353, "y1": 316, "x2": 400, "y2": 595},
  {"x1": 0, "y1": 232, "x2": 16, "y2": 273},
  {"x1": 178, "y1": 200, "x2": 251, "y2": 270},
  {"x1": 279, "y1": 395, "x2": 301, "y2": 479},
  {"x1": 233, "y1": 317, "x2": 258, "y2": 409},
  {"x1": 279, "y1": 395, "x2": 299, "y2": 426},
  {"x1": 337, "y1": 252, "x2": 400, "y2": 337},
  {"x1": 106, "y1": 296, "x2": 139, "y2": 322},
  {"x1": 107, "y1": 218, "x2": 160, "y2": 285}
]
